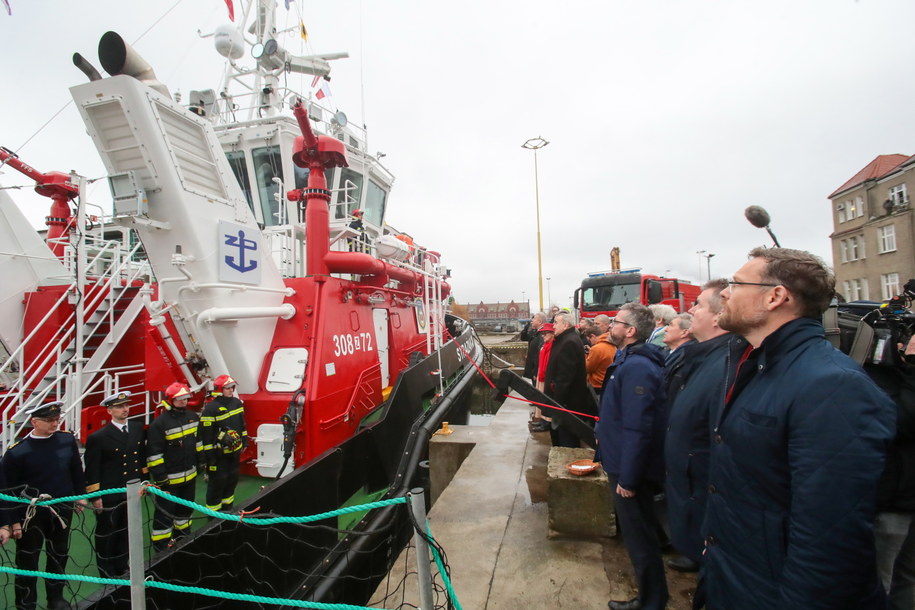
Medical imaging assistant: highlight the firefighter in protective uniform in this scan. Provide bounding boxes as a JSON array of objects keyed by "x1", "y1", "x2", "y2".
[
  {"x1": 200, "y1": 375, "x2": 247, "y2": 511},
  {"x1": 147, "y1": 382, "x2": 202, "y2": 551}
]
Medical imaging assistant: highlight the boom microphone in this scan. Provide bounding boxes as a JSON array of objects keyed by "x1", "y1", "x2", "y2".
[{"x1": 744, "y1": 205, "x2": 771, "y2": 229}]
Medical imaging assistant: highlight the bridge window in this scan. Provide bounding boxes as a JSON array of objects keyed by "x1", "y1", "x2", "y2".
[
  {"x1": 365, "y1": 180, "x2": 387, "y2": 227},
  {"x1": 339, "y1": 168, "x2": 364, "y2": 218},
  {"x1": 225, "y1": 151, "x2": 255, "y2": 215},
  {"x1": 253, "y1": 146, "x2": 284, "y2": 225}
]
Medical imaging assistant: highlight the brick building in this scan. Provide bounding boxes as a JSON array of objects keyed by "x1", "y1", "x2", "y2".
[
  {"x1": 828, "y1": 154, "x2": 915, "y2": 302},
  {"x1": 466, "y1": 301, "x2": 530, "y2": 331}
]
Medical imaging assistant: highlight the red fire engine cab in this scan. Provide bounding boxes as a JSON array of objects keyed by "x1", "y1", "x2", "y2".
[{"x1": 573, "y1": 268, "x2": 702, "y2": 319}]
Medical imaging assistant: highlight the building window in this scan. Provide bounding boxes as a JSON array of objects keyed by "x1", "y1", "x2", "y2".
[
  {"x1": 847, "y1": 199, "x2": 858, "y2": 219},
  {"x1": 889, "y1": 184, "x2": 908, "y2": 206},
  {"x1": 882, "y1": 273, "x2": 901, "y2": 300},
  {"x1": 840, "y1": 236, "x2": 866, "y2": 262},
  {"x1": 878, "y1": 225, "x2": 896, "y2": 253},
  {"x1": 836, "y1": 202, "x2": 847, "y2": 224},
  {"x1": 855, "y1": 196, "x2": 865, "y2": 218},
  {"x1": 844, "y1": 278, "x2": 869, "y2": 301}
]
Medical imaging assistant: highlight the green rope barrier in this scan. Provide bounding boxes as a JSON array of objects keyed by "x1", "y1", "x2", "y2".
[
  {"x1": 0, "y1": 566, "x2": 396, "y2": 609},
  {"x1": 145, "y1": 580, "x2": 396, "y2": 609},
  {"x1": 0, "y1": 486, "x2": 407, "y2": 525},
  {"x1": 0, "y1": 565, "x2": 126, "y2": 587},
  {"x1": 0, "y1": 488, "x2": 127, "y2": 506},
  {"x1": 0, "y1": 490, "x2": 452, "y2": 609},
  {"x1": 427, "y1": 521, "x2": 462, "y2": 610},
  {"x1": 144, "y1": 486, "x2": 408, "y2": 525}
]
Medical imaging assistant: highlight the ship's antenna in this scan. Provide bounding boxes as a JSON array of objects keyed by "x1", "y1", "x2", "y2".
[{"x1": 359, "y1": 0, "x2": 367, "y2": 139}]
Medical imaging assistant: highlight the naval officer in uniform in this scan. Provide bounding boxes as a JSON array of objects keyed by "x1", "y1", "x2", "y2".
[
  {"x1": 0, "y1": 402, "x2": 87, "y2": 610},
  {"x1": 84, "y1": 391, "x2": 147, "y2": 578}
]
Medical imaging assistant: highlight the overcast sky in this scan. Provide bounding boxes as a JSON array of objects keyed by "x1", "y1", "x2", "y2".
[{"x1": 2, "y1": 0, "x2": 914, "y2": 310}]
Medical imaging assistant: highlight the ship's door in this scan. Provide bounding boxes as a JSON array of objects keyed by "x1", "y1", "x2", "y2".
[{"x1": 372, "y1": 308, "x2": 390, "y2": 387}]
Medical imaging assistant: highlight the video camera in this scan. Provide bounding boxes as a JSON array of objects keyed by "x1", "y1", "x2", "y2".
[{"x1": 838, "y1": 279, "x2": 915, "y2": 367}]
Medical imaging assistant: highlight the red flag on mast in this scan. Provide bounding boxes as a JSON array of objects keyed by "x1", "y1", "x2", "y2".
[{"x1": 224, "y1": 0, "x2": 234, "y2": 22}]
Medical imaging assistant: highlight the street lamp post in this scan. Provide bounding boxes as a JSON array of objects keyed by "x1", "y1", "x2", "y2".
[
  {"x1": 522, "y1": 136, "x2": 549, "y2": 311},
  {"x1": 704, "y1": 253, "x2": 716, "y2": 281},
  {"x1": 696, "y1": 250, "x2": 707, "y2": 282}
]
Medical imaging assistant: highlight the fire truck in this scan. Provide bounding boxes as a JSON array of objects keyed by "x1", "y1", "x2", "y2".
[{"x1": 573, "y1": 268, "x2": 702, "y2": 319}]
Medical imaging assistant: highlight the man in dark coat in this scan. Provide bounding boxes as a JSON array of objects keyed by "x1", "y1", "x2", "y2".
[
  {"x1": 596, "y1": 303, "x2": 668, "y2": 610},
  {"x1": 520, "y1": 311, "x2": 546, "y2": 381},
  {"x1": 869, "y1": 333, "x2": 915, "y2": 610},
  {"x1": 85, "y1": 391, "x2": 147, "y2": 577},
  {"x1": 705, "y1": 248, "x2": 895, "y2": 610},
  {"x1": 663, "y1": 280, "x2": 745, "y2": 576},
  {"x1": 1, "y1": 402, "x2": 87, "y2": 610},
  {"x1": 543, "y1": 311, "x2": 594, "y2": 447}
]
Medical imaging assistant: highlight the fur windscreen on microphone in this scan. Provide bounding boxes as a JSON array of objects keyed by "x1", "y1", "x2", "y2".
[{"x1": 744, "y1": 205, "x2": 771, "y2": 229}]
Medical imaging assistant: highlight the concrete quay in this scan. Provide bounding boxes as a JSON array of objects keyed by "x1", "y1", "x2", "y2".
[{"x1": 372, "y1": 394, "x2": 698, "y2": 609}]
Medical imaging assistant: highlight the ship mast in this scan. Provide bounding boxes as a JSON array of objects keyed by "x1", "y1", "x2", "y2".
[{"x1": 212, "y1": 0, "x2": 347, "y2": 123}]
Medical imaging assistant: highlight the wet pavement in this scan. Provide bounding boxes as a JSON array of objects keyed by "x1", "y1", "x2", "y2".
[{"x1": 374, "y1": 394, "x2": 698, "y2": 609}]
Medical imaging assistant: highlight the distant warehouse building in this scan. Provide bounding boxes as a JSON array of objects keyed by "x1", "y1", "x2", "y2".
[
  {"x1": 828, "y1": 153, "x2": 915, "y2": 302},
  {"x1": 466, "y1": 301, "x2": 531, "y2": 332}
]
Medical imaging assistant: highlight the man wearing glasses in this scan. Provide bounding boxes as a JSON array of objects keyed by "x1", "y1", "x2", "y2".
[
  {"x1": 703, "y1": 247, "x2": 895, "y2": 609},
  {"x1": 0, "y1": 402, "x2": 87, "y2": 610},
  {"x1": 596, "y1": 303, "x2": 668, "y2": 610}
]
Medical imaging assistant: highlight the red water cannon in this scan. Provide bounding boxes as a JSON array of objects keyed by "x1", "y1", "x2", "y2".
[
  {"x1": 0, "y1": 146, "x2": 78, "y2": 259},
  {"x1": 288, "y1": 101, "x2": 349, "y2": 277},
  {"x1": 291, "y1": 101, "x2": 348, "y2": 171}
]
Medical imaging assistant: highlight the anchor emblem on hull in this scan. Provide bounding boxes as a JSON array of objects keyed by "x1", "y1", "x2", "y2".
[{"x1": 224, "y1": 229, "x2": 258, "y2": 273}]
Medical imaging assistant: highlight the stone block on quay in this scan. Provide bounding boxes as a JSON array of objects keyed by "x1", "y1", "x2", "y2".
[{"x1": 547, "y1": 446, "x2": 615, "y2": 538}]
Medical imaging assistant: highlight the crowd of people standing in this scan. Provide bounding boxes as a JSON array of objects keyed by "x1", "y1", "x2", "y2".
[{"x1": 520, "y1": 247, "x2": 911, "y2": 610}]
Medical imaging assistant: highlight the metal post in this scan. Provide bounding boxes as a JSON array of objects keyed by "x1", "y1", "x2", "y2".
[
  {"x1": 409, "y1": 488, "x2": 434, "y2": 610},
  {"x1": 522, "y1": 137, "x2": 549, "y2": 311},
  {"x1": 126, "y1": 479, "x2": 147, "y2": 610},
  {"x1": 72, "y1": 173, "x2": 87, "y2": 435}
]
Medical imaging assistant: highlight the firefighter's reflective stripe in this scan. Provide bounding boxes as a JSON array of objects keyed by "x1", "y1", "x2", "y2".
[
  {"x1": 202, "y1": 443, "x2": 216, "y2": 451},
  {"x1": 174, "y1": 519, "x2": 192, "y2": 531},
  {"x1": 147, "y1": 453, "x2": 165, "y2": 468},
  {"x1": 164, "y1": 423, "x2": 198, "y2": 441},
  {"x1": 165, "y1": 467, "x2": 197, "y2": 485},
  {"x1": 214, "y1": 407, "x2": 244, "y2": 422},
  {"x1": 196, "y1": 440, "x2": 203, "y2": 452},
  {"x1": 222, "y1": 494, "x2": 235, "y2": 505},
  {"x1": 151, "y1": 527, "x2": 172, "y2": 541},
  {"x1": 206, "y1": 502, "x2": 222, "y2": 511}
]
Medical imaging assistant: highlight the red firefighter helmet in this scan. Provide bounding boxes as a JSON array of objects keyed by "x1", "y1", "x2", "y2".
[
  {"x1": 213, "y1": 375, "x2": 237, "y2": 392},
  {"x1": 164, "y1": 382, "x2": 192, "y2": 407}
]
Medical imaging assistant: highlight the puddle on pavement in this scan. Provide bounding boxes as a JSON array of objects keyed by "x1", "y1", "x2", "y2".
[{"x1": 523, "y1": 432, "x2": 550, "y2": 504}]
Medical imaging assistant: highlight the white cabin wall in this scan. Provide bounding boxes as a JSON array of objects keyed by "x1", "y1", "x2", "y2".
[{"x1": 70, "y1": 76, "x2": 287, "y2": 392}]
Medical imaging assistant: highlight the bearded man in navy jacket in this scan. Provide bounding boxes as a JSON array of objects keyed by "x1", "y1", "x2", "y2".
[
  {"x1": 704, "y1": 247, "x2": 895, "y2": 609},
  {"x1": 596, "y1": 302, "x2": 668, "y2": 610}
]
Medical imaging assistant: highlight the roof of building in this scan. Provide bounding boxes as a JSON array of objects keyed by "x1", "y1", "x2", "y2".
[{"x1": 828, "y1": 154, "x2": 910, "y2": 199}]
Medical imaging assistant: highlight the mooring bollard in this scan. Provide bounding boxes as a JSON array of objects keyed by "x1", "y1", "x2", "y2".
[
  {"x1": 410, "y1": 488, "x2": 435, "y2": 610},
  {"x1": 126, "y1": 479, "x2": 147, "y2": 610}
]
